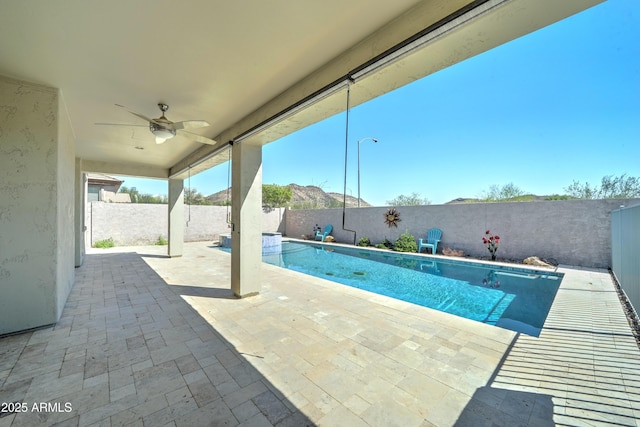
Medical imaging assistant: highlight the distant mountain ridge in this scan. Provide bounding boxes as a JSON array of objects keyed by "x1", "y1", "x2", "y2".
[
  {"x1": 206, "y1": 183, "x2": 371, "y2": 208},
  {"x1": 444, "y1": 194, "x2": 567, "y2": 204},
  {"x1": 206, "y1": 185, "x2": 562, "y2": 207}
]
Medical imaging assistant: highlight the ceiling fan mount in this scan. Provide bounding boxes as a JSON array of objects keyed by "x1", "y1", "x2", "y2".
[
  {"x1": 96, "y1": 103, "x2": 216, "y2": 146},
  {"x1": 149, "y1": 103, "x2": 177, "y2": 140}
]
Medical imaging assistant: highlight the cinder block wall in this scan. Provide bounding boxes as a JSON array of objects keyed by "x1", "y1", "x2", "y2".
[
  {"x1": 88, "y1": 203, "x2": 285, "y2": 246},
  {"x1": 88, "y1": 199, "x2": 637, "y2": 268},
  {"x1": 284, "y1": 199, "x2": 639, "y2": 268}
]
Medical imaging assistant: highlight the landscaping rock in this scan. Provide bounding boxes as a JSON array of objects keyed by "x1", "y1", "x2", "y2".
[
  {"x1": 443, "y1": 247, "x2": 464, "y2": 257},
  {"x1": 523, "y1": 256, "x2": 554, "y2": 268}
]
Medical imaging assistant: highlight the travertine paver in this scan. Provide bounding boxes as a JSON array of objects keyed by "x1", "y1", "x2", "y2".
[{"x1": 0, "y1": 242, "x2": 638, "y2": 426}]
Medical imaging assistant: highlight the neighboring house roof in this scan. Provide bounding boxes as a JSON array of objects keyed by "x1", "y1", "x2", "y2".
[
  {"x1": 87, "y1": 173, "x2": 129, "y2": 202},
  {"x1": 87, "y1": 173, "x2": 124, "y2": 186}
]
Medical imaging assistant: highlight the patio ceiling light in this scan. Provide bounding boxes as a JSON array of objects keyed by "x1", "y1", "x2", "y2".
[{"x1": 149, "y1": 122, "x2": 177, "y2": 141}]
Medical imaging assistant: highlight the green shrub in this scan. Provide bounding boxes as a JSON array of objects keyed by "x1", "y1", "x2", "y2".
[
  {"x1": 93, "y1": 238, "x2": 115, "y2": 249},
  {"x1": 393, "y1": 231, "x2": 417, "y2": 253},
  {"x1": 374, "y1": 238, "x2": 394, "y2": 250},
  {"x1": 357, "y1": 237, "x2": 371, "y2": 247},
  {"x1": 155, "y1": 235, "x2": 168, "y2": 246}
]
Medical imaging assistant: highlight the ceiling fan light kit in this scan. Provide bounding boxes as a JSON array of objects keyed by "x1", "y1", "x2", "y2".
[
  {"x1": 151, "y1": 103, "x2": 178, "y2": 143},
  {"x1": 149, "y1": 122, "x2": 176, "y2": 143}
]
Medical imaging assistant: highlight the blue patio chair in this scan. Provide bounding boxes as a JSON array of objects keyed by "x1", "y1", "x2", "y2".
[
  {"x1": 315, "y1": 224, "x2": 333, "y2": 242},
  {"x1": 418, "y1": 228, "x2": 442, "y2": 254}
]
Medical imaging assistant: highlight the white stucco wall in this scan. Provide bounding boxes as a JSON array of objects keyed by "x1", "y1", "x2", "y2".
[{"x1": 0, "y1": 75, "x2": 75, "y2": 334}]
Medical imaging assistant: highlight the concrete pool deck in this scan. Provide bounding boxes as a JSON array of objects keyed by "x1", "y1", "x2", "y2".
[{"x1": 1, "y1": 241, "x2": 639, "y2": 426}]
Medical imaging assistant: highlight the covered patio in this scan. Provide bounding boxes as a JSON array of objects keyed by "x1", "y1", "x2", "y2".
[
  {"x1": 4, "y1": 1, "x2": 639, "y2": 425},
  {"x1": 1, "y1": 0, "x2": 606, "y2": 335},
  {"x1": 1, "y1": 242, "x2": 638, "y2": 426}
]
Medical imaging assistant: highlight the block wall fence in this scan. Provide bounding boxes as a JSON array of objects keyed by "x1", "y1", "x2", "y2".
[
  {"x1": 88, "y1": 199, "x2": 640, "y2": 269},
  {"x1": 284, "y1": 199, "x2": 640, "y2": 269},
  {"x1": 87, "y1": 203, "x2": 286, "y2": 246}
]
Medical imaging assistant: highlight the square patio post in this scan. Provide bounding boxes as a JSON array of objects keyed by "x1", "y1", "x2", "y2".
[
  {"x1": 168, "y1": 178, "x2": 184, "y2": 257},
  {"x1": 75, "y1": 158, "x2": 86, "y2": 267},
  {"x1": 231, "y1": 141, "x2": 262, "y2": 297}
]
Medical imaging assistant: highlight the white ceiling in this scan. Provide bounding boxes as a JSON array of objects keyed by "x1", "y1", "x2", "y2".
[{"x1": 0, "y1": 0, "x2": 603, "y2": 180}]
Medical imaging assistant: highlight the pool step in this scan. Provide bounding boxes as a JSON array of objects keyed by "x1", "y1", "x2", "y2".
[{"x1": 484, "y1": 293, "x2": 516, "y2": 325}]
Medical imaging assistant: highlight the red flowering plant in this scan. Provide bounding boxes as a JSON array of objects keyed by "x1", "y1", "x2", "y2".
[{"x1": 482, "y1": 230, "x2": 500, "y2": 261}]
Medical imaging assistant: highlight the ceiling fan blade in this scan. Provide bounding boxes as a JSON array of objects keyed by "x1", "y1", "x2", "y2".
[
  {"x1": 178, "y1": 129, "x2": 217, "y2": 145},
  {"x1": 95, "y1": 122, "x2": 147, "y2": 127},
  {"x1": 128, "y1": 111, "x2": 156, "y2": 124},
  {"x1": 172, "y1": 120, "x2": 210, "y2": 130},
  {"x1": 115, "y1": 104, "x2": 154, "y2": 123}
]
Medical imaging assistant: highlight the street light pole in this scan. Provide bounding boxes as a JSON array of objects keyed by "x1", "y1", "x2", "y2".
[{"x1": 357, "y1": 137, "x2": 378, "y2": 208}]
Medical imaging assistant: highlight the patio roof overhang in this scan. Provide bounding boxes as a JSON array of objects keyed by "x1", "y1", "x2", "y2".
[{"x1": 0, "y1": 0, "x2": 603, "y2": 180}]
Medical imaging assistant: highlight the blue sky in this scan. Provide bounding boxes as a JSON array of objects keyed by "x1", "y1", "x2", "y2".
[{"x1": 118, "y1": 0, "x2": 639, "y2": 206}]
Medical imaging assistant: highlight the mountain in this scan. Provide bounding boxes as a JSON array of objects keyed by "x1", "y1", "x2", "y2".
[
  {"x1": 445, "y1": 194, "x2": 570, "y2": 204},
  {"x1": 206, "y1": 183, "x2": 371, "y2": 208}
]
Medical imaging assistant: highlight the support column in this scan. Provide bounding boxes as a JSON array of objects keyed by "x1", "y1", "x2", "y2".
[
  {"x1": 231, "y1": 141, "x2": 262, "y2": 297},
  {"x1": 168, "y1": 179, "x2": 184, "y2": 257},
  {"x1": 0, "y1": 76, "x2": 75, "y2": 334},
  {"x1": 74, "y1": 158, "x2": 86, "y2": 267}
]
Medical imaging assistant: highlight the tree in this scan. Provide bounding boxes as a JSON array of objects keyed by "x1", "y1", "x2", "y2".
[
  {"x1": 564, "y1": 174, "x2": 640, "y2": 199},
  {"x1": 481, "y1": 183, "x2": 525, "y2": 201},
  {"x1": 185, "y1": 188, "x2": 212, "y2": 205},
  {"x1": 599, "y1": 174, "x2": 640, "y2": 198},
  {"x1": 119, "y1": 186, "x2": 167, "y2": 204},
  {"x1": 386, "y1": 192, "x2": 431, "y2": 206},
  {"x1": 262, "y1": 184, "x2": 292, "y2": 208},
  {"x1": 119, "y1": 186, "x2": 140, "y2": 203},
  {"x1": 119, "y1": 186, "x2": 168, "y2": 204},
  {"x1": 564, "y1": 180, "x2": 597, "y2": 199}
]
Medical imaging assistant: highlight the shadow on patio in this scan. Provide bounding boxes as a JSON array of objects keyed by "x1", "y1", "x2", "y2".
[{"x1": 0, "y1": 249, "x2": 313, "y2": 426}]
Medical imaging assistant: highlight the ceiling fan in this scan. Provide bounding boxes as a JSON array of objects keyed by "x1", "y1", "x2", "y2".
[{"x1": 96, "y1": 103, "x2": 216, "y2": 145}]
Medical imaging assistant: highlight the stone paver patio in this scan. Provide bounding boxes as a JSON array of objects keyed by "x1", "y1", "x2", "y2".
[{"x1": 1, "y1": 241, "x2": 639, "y2": 426}]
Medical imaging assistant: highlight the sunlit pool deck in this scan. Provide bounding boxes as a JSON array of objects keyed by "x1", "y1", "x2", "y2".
[{"x1": 1, "y1": 241, "x2": 639, "y2": 426}]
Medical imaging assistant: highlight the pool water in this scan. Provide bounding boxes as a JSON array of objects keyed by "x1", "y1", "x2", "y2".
[{"x1": 226, "y1": 241, "x2": 563, "y2": 336}]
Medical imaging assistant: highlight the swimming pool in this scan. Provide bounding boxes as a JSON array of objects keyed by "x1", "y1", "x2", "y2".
[{"x1": 225, "y1": 241, "x2": 563, "y2": 336}]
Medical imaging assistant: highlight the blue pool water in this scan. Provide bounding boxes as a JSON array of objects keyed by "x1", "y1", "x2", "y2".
[{"x1": 224, "y1": 241, "x2": 563, "y2": 336}]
